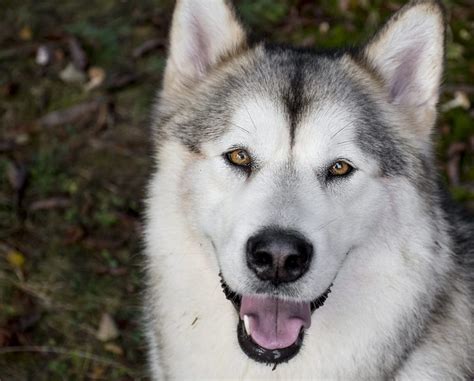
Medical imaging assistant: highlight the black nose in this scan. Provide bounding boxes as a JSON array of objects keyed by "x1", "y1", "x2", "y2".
[{"x1": 246, "y1": 228, "x2": 313, "y2": 285}]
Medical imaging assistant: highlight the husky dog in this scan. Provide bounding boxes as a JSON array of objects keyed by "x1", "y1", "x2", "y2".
[{"x1": 144, "y1": 0, "x2": 473, "y2": 379}]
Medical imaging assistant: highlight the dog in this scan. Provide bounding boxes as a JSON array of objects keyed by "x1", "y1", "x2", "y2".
[{"x1": 143, "y1": 0, "x2": 473, "y2": 379}]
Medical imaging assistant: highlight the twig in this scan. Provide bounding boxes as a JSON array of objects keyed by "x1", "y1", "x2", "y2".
[
  {"x1": 132, "y1": 38, "x2": 164, "y2": 58},
  {"x1": 443, "y1": 84, "x2": 474, "y2": 94},
  {"x1": 0, "y1": 275, "x2": 54, "y2": 307},
  {"x1": 0, "y1": 346, "x2": 136, "y2": 375},
  {"x1": 0, "y1": 44, "x2": 37, "y2": 60},
  {"x1": 29, "y1": 197, "x2": 71, "y2": 211},
  {"x1": 38, "y1": 97, "x2": 105, "y2": 128},
  {"x1": 106, "y1": 72, "x2": 142, "y2": 91}
]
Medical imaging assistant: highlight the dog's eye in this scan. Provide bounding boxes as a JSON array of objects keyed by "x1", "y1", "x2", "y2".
[
  {"x1": 226, "y1": 149, "x2": 251, "y2": 167},
  {"x1": 328, "y1": 161, "x2": 353, "y2": 177}
]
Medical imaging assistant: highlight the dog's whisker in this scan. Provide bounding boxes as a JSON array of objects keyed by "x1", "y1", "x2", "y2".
[
  {"x1": 244, "y1": 103, "x2": 258, "y2": 133},
  {"x1": 228, "y1": 121, "x2": 251, "y2": 135},
  {"x1": 330, "y1": 121, "x2": 352, "y2": 140},
  {"x1": 336, "y1": 139, "x2": 357, "y2": 146}
]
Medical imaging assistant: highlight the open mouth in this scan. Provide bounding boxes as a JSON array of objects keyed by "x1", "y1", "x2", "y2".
[{"x1": 220, "y1": 276, "x2": 332, "y2": 366}]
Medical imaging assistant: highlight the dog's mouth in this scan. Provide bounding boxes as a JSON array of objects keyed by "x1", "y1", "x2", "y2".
[{"x1": 220, "y1": 276, "x2": 331, "y2": 366}]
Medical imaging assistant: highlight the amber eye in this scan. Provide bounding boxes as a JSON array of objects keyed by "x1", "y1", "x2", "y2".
[
  {"x1": 226, "y1": 149, "x2": 251, "y2": 167},
  {"x1": 328, "y1": 161, "x2": 353, "y2": 177}
]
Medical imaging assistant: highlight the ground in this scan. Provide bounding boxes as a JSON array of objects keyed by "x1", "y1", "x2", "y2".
[{"x1": 0, "y1": 1, "x2": 473, "y2": 380}]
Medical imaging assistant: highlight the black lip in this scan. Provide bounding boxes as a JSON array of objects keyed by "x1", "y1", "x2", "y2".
[
  {"x1": 219, "y1": 274, "x2": 332, "y2": 366},
  {"x1": 237, "y1": 319, "x2": 304, "y2": 366}
]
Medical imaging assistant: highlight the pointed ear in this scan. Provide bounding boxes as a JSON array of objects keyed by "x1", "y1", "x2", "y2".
[
  {"x1": 163, "y1": 0, "x2": 247, "y2": 94},
  {"x1": 361, "y1": 0, "x2": 445, "y2": 135}
]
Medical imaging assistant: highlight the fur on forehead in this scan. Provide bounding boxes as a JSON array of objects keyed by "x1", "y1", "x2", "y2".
[
  {"x1": 156, "y1": 0, "x2": 444, "y2": 179},
  {"x1": 158, "y1": 49, "x2": 415, "y2": 177}
]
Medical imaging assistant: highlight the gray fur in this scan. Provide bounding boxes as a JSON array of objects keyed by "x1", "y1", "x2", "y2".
[
  {"x1": 144, "y1": 0, "x2": 473, "y2": 379},
  {"x1": 155, "y1": 47, "x2": 412, "y2": 176}
]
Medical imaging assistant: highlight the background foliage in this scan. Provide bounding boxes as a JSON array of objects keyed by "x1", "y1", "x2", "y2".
[{"x1": 1, "y1": 0, "x2": 472, "y2": 379}]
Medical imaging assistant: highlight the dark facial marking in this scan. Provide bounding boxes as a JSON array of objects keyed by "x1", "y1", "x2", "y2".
[{"x1": 283, "y1": 61, "x2": 305, "y2": 146}]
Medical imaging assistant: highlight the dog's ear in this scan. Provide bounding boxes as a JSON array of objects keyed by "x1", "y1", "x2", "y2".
[
  {"x1": 362, "y1": 0, "x2": 445, "y2": 135},
  {"x1": 163, "y1": 0, "x2": 246, "y2": 95}
]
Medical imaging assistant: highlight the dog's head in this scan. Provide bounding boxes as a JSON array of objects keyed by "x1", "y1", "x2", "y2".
[{"x1": 155, "y1": 0, "x2": 445, "y2": 364}]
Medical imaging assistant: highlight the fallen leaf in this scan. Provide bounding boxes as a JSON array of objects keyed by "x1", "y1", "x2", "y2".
[
  {"x1": 38, "y1": 98, "x2": 104, "y2": 127},
  {"x1": 19, "y1": 26, "x2": 32, "y2": 41},
  {"x1": 59, "y1": 62, "x2": 87, "y2": 84},
  {"x1": 7, "y1": 250, "x2": 25, "y2": 269},
  {"x1": 104, "y1": 342, "x2": 124, "y2": 356},
  {"x1": 441, "y1": 91, "x2": 471, "y2": 112},
  {"x1": 96, "y1": 313, "x2": 119, "y2": 342},
  {"x1": 15, "y1": 133, "x2": 30, "y2": 145},
  {"x1": 319, "y1": 22, "x2": 330, "y2": 34},
  {"x1": 68, "y1": 36, "x2": 88, "y2": 71},
  {"x1": 84, "y1": 66, "x2": 106, "y2": 92},
  {"x1": 7, "y1": 161, "x2": 28, "y2": 192}
]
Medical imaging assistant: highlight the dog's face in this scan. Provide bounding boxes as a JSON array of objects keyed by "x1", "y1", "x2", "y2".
[
  {"x1": 156, "y1": 0, "x2": 444, "y2": 365},
  {"x1": 191, "y1": 59, "x2": 389, "y2": 301}
]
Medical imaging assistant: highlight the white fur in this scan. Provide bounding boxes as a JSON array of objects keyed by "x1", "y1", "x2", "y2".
[
  {"x1": 144, "y1": 96, "x2": 460, "y2": 379},
  {"x1": 144, "y1": 1, "x2": 470, "y2": 379}
]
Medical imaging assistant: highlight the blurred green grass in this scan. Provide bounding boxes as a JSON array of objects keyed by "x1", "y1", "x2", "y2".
[{"x1": 0, "y1": 1, "x2": 473, "y2": 380}]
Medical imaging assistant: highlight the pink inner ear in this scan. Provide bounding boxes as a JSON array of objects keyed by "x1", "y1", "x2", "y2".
[
  {"x1": 389, "y1": 43, "x2": 425, "y2": 105},
  {"x1": 189, "y1": 13, "x2": 211, "y2": 78}
]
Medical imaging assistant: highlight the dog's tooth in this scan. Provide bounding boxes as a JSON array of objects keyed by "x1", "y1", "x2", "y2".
[{"x1": 243, "y1": 315, "x2": 250, "y2": 336}]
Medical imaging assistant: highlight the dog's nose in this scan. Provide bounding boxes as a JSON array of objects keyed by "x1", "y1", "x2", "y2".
[{"x1": 246, "y1": 229, "x2": 313, "y2": 284}]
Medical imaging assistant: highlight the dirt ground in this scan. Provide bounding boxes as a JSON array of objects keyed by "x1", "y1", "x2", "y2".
[{"x1": 1, "y1": 1, "x2": 473, "y2": 380}]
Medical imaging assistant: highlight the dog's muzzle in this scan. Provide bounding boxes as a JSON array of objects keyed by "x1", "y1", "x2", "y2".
[
  {"x1": 220, "y1": 228, "x2": 332, "y2": 365},
  {"x1": 220, "y1": 278, "x2": 331, "y2": 366}
]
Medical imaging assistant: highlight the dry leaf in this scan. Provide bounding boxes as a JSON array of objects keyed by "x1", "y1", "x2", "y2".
[
  {"x1": 104, "y1": 342, "x2": 124, "y2": 356},
  {"x1": 15, "y1": 133, "x2": 30, "y2": 145},
  {"x1": 68, "y1": 36, "x2": 88, "y2": 71},
  {"x1": 84, "y1": 66, "x2": 106, "y2": 92},
  {"x1": 7, "y1": 161, "x2": 27, "y2": 192},
  {"x1": 96, "y1": 313, "x2": 119, "y2": 342},
  {"x1": 441, "y1": 91, "x2": 471, "y2": 112},
  {"x1": 19, "y1": 26, "x2": 32, "y2": 41},
  {"x1": 319, "y1": 22, "x2": 330, "y2": 34},
  {"x1": 59, "y1": 62, "x2": 87, "y2": 84},
  {"x1": 7, "y1": 250, "x2": 25, "y2": 269},
  {"x1": 38, "y1": 98, "x2": 104, "y2": 128}
]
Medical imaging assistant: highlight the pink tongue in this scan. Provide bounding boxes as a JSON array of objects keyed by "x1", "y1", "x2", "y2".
[{"x1": 240, "y1": 295, "x2": 311, "y2": 350}]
